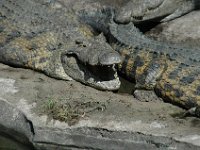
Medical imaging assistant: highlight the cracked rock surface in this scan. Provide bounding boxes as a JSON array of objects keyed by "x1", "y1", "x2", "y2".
[{"x1": 0, "y1": 63, "x2": 200, "y2": 149}]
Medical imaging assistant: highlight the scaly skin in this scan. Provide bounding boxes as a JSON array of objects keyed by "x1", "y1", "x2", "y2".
[
  {"x1": 114, "y1": 0, "x2": 200, "y2": 23},
  {"x1": 109, "y1": 21, "x2": 200, "y2": 117},
  {"x1": 78, "y1": 5, "x2": 200, "y2": 116},
  {"x1": 0, "y1": 0, "x2": 122, "y2": 90}
]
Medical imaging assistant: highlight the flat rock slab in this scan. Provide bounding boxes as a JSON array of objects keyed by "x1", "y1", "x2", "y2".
[
  {"x1": 0, "y1": 63, "x2": 200, "y2": 149},
  {"x1": 147, "y1": 11, "x2": 200, "y2": 48}
]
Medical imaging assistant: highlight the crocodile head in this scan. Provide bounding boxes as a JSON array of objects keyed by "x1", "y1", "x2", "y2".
[
  {"x1": 114, "y1": 0, "x2": 195, "y2": 24},
  {"x1": 61, "y1": 34, "x2": 122, "y2": 90}
]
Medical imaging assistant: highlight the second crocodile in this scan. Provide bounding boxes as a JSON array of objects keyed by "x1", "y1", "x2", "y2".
[
  {"x1": 79, "y1": 6, "x2": 200, "y2": 117},
  {"x1": 109, "y1": 20, "x2": 200, "y2": 117}
]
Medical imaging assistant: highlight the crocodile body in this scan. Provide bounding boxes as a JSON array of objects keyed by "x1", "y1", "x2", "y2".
[
  {"x1": 78, "y1": 6, "x2": 200, "y2": 116},
  {"x1": 0, "y1": 0, "x2": 122, "y2": 90},
  {"x1": 109, "y1": 21, "x2": 200, "y2": 116},
  {"x1": 114, "y1": 0, "x2": 200, "y2": 23}
]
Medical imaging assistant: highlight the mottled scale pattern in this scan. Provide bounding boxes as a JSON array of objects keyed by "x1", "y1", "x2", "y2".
[
  {"x1": 110, "y1": 22, "x2": 200, "y2": 114},
  {"x1": 156, "y1": 64, "x2": 200, "y2": 109},
  {"x1": 0, "y1": 0, "x2": 96, "y2": 80}
]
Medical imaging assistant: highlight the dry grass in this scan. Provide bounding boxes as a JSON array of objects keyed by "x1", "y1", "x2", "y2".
[{"x1": 42, "y1": 97, "x2": 106, "y2": 126}]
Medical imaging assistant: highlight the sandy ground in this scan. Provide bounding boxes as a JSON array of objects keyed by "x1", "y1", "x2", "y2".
[{"x1": 0, "y1": 62, "x2": 200, "y2": 147}]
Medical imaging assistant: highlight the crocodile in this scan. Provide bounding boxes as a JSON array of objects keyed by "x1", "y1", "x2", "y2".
[
  {"x1": 78, "y1": 6, "x2": 200, "y2": 117},
  {"x1": 114, "y1": 0, "x2": 200, "y2": 24},
  {"x1": 0, "y1": 0, "x2": 122, "y2": 90},
  {"x1": 109, "y1": 20, "x2": 200, "y2": 117}
]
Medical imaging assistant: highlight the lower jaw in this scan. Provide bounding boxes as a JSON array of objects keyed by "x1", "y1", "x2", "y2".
[{"x1": 91, "y1": 77, "x2": 121, "y2": 91}]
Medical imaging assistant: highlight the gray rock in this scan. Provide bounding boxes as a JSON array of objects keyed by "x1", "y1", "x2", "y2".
[
  {"x1": 0, "y1": 99, "x2": 34, "y2": 148},
  {"x1": 147, "y1": 11, "x2": 200, "y2": 48},
  {"x1": 33, "y1": 127, "x2": 199, "y2": 150}
]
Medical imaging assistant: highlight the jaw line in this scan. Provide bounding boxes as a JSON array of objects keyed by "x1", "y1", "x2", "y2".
[
  {"x1": 80, "y1": 63, "x2": 121, "y2": 90},
  {"x1": 86, "y1": 70, "x2": 121, "y2": 90},
  {"x1": 95, "y1": 77, "x2": 121, "y2": 90},
  {"x1": 63, "y1": 55, "x2": 121, "y2": 90}
]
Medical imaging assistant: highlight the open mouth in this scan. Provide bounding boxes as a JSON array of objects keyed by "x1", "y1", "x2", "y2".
[{"x1": 61, "y1": 53, "x2": 121, "y2": 91}]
